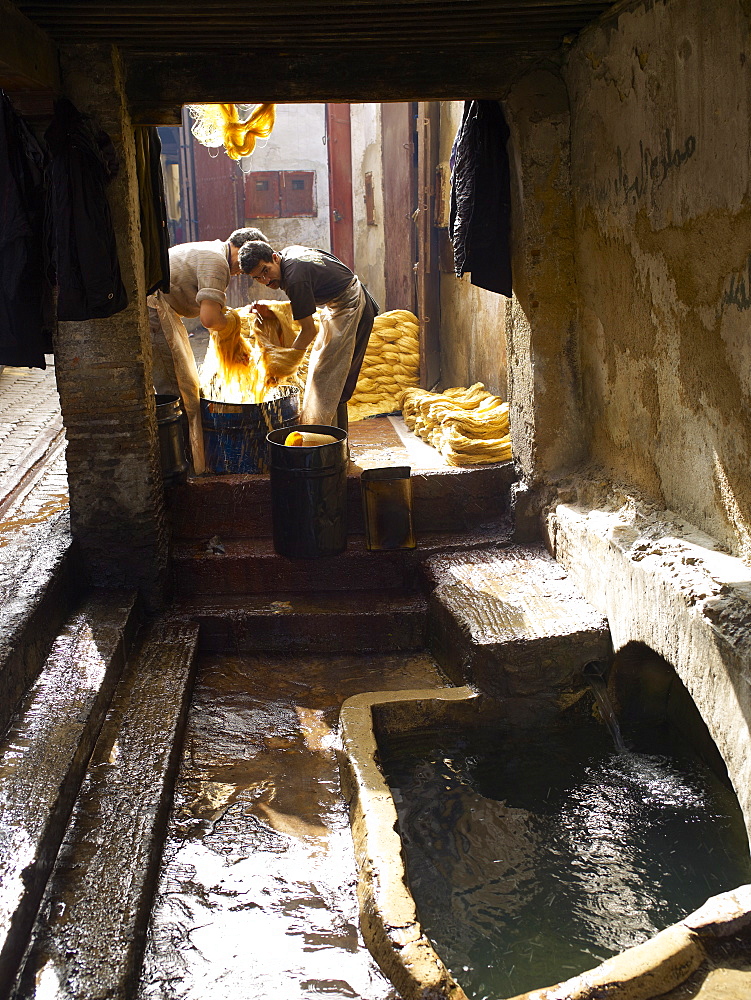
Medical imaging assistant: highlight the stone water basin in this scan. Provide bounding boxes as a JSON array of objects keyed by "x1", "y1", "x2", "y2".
[{"x1": 339, "y1": 686, "x2": 751, "y2": 1000}]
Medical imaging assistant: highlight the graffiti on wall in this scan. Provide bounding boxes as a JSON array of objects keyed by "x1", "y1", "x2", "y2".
[
  {"x1": 722, "y1": 256, "x2": 751, "y2": 312},
  {"x1": 608, "y1": 130, "x2": 697, "y2": 206}
]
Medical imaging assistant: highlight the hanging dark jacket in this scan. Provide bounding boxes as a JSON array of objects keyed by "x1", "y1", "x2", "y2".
[
  {"x1": 449, "y1": 100, "x2": 512, "y2": 297},
  {"x1": 45, "y1": 98, "x2": 128, "y2": 321},
  {"x1": 134, "y1": 126, "x2": 170, "y2": 296},
  {"x1": 0, "y1": 90, "x2": 54, "y2": 368}
]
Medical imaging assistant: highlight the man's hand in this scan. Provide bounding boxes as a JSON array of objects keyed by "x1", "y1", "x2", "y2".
[
  {"x1": 251, "y1": 302, "x2": 273, "y2": 319},
  {"x1": 292, "y1": 315, "x2": 318, "y2": 352}
]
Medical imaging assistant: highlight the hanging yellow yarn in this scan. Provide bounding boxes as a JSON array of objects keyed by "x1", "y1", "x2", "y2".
[
  {"x1": 187, "y1": 103, "x2": 276, "y2": 160},
  {"x1": 399, "y1": 383, "x2": 512, "y2": 466}
]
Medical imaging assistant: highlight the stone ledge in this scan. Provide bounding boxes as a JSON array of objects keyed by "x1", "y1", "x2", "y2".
[
  {"x1": 542, "y1": 485, "x2": 751, "y2": 837},
  {"x1": 339, "y1": 687, "x2": 475, "y2": 1000}
]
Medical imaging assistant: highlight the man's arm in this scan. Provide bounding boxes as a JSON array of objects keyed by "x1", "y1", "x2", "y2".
[
  {"x1": 199, "y1": 298, "x2": 228, "y2": 332},
  {"x1": 291, "y1": 315, "x2": 317, "y2": 351}
]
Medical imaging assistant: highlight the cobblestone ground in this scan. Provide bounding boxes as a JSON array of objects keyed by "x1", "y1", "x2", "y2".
[
  {"x1": 0, "y1": 363, "x2": 69, "y2": 588},
  {"x1": 0, "y1": 362, "x2": 66, "y2": 505}
]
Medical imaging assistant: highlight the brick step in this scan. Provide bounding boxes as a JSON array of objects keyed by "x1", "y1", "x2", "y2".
[
  {"x1": 166, "y1": 463, "x2": 516, "y2": 541},
  {"x1": 171, "y1": 526, "x2": 514, "y2": 598},
  {"x1": 170, "y1": 588, "x2": 428, "y2": 654},
  {"x1": 0, "y1": 589, "x2": 140, "y2": 995},
  {"x1": 10, "y1": 619, "x2": 200, "y2": 1000}
]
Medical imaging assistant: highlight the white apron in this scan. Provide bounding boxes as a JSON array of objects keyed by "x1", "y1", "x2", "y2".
[
  {"x1": 147, "y1": 290, "x2": 206, "y2": 475},
  {"x1": 302, "y1": 277, "x2": 365, "y2": 426}
]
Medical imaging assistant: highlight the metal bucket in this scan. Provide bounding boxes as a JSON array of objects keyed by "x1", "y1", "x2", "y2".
[
  {"x1": 201, "y1": 385, "x2": 301, "y2": 474},
  {"x1": 360, "y1": 466, "x2": 416, "y2": 550},
  {"x1": 155, "y1": 393, "x2": 188, "y2": 486},
  {"x1": 266, "y1": 424, "x2": 348, "y2": 558}
]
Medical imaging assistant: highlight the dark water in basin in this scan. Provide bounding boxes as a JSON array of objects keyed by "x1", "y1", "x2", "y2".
[{"x1": 379, "y1": 716, "x2": 751, "y2": 1000}]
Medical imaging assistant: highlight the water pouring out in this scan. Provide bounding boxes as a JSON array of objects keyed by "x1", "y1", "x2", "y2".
[{"x1": 583, "y1": 659, "x2": 627, "y2": 752}]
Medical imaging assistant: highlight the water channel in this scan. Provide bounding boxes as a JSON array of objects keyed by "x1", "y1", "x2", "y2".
[{"x1": 379, "y1": 712, "x2": 751, "y2": 1000}]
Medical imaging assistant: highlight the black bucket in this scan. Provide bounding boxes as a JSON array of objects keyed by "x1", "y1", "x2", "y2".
[
  {"x1": 201, "y1": 385, "x2": 301, "y2": 474},
  {"x1": 267, "y1": 424, "x2": 348, "y2": 558},
  {"x1": 155, "y1": 393, "x2": 188, "y2": 486}
]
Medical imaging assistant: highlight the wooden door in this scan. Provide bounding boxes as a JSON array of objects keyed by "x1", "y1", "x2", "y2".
[
  {"x1": 415, "y1": 101, "x2": 441, "y2": 389},
  {"x1": 325, "y1": 104, "x2": 354, "y2": 269},
  {"x1": 381, "y1": 102, "x2": 417, "y2": 314}
]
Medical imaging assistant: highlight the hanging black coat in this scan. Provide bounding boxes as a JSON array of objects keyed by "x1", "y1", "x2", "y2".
[
  {"x1": 0, "y1": 90, "x2": 54, "y2": 368},
  {"x1": 134, "y1": 126, "x2": 170, "y2": 296},
  {"x1": 45, "y1": 98, "x2": 128, "y2": 321},
  {"x1": 449, "y1": 100, "x2": 512, "y2": 297}
]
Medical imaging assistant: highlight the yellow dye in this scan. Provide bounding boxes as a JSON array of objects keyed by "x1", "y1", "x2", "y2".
[
  {"x1": 284, "y1": 431, "x2": 338, "y2": 447},
  {"x1": 199, "y1": 302, "x2": 306, "y2": 404}
]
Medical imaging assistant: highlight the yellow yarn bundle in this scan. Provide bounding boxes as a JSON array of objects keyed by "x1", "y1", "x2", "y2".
[
  {"x1": 187, "y1": 103, "x2": 276, "y2": 160},
  {"x1": 399, "y1": 383, "x2": 512, "y2": 466},
  {"x1": 199, "y1": 301, "x2": 303, "y2": 403},
  {"x1": 348, "y1": 309, "x2": 421, "y2": 422}
]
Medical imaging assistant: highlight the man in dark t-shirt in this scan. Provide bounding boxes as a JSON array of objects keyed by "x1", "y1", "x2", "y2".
[{"x1": 239, "y1": 241, "x2": 379, "y2": 429}]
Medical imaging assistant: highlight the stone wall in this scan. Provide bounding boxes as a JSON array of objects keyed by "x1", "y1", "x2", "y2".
[
  {"x1": 563, "y1": 0, "x2": 751, "y2": 561},
  {"x1": 504, "y1": 72, "x2": 584, "y2": 484},
  {"x1": 544, "y1": 483, "x2": 751, "y2": 841},
  {"x1": 54, "y1": 44, "x2": 168, "y2": 608}
]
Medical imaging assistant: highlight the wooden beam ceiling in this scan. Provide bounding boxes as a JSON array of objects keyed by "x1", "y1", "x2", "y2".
[
  {"x1": 0, "y1": 0, "x2": 60, "y2": 113},
  {"x1": 10, "y1": 0, "x2": 616, "y2": 124}
]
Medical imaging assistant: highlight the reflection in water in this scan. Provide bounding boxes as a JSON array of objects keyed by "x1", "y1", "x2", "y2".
[
  {"x1": 381, "y1": 717, "x2": 751, "y2": 1000},
  {"x1": 138, "y1": 653, "x2": 432, "y2": 1000}
]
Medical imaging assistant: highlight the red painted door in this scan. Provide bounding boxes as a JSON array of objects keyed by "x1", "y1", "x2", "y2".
[
  {"x1": 325, "y1": 104, "x2": 354, "y2": 270},
  {"x1": 192, "y1": 138, "x2": 243, "y2": 241}
]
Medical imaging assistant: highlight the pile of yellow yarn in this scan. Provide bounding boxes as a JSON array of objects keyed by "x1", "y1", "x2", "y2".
[
  {"x1": 348, "y1": 309, "x2": 420, "y2": 422},
  {"x1": 399, "y1": 383, "x2": 512, "y2": 466}
]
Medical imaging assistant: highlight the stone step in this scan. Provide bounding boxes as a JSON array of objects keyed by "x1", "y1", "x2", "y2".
[
  {"x1": 0, "y1": 512, "x2": 83, "y2": 737},
  {"x1": 171, "y1": 526, "x2": 514, "y2": 598},
  {"x1": 166, "y1": 463, "x2": 516, "y2": 541},
  {"x1": 423, "y1": 543, "x2": 613, "y2": 701},
  {"x1": 10, "y1": 619, "x2": 200, "y2": 1000},
  {"x1": 171, "y1": 589, "x2": 428, "y2": 654},
  {"x1": 0, "y1": 589, "x2": 140, "y2": 994}
]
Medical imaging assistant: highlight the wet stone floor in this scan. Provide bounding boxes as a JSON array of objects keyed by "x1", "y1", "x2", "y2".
[{"x1": 138, "y1": 649, "x2": 448, "y2": 1000}]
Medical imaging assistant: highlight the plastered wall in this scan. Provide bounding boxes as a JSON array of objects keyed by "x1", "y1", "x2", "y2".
[
  {"x1": 351, "y1": 104, "x2": 387, "y2": 310},
  {"x1": 243, "y1": 103, "x2": 330, "y2": 251},
  {"x1": 564, "y1": 0, "x2": 751, "y2": 561}
]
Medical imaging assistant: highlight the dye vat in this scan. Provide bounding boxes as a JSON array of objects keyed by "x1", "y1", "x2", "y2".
[
  {"x1": 379, "y1": 711, "x2": 751, "y2": 1000},
  {"x1": 201, "y1": 385, "x2": 301, "y2": 475}
]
